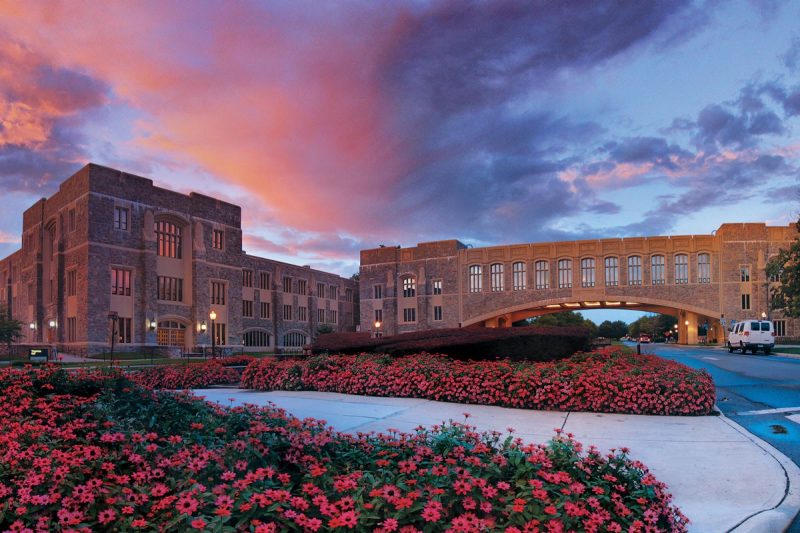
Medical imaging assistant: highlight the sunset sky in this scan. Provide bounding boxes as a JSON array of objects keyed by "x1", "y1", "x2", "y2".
[{"x1": 0, "y1": 1, "x2": 798, "y2": 322}]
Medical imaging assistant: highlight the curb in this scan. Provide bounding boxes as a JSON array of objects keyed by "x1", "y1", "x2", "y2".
[{"x1": 713, "y1": 408, "x2": 800, "y2": 532}]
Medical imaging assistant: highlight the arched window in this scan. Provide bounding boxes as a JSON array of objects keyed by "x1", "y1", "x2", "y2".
[
  {"x1": 283, "y1": 332, "x2": 308, "y2": 347},
  {"x1": 512, "y1": 262, "x2": 526, "y2": 290},
  {"x1": 243, "y1": 330, "x2": 271, "y2": 347},
  {"x1": 155, "y1": 221, "x2": 182, "y2": 258},
  {"x1": 698, "y1": 253, "x2": 711, "y2": 283},
  {"x1": 469, "y1": 265, "x2": 482, "y2": 293},
  {"x1": 627, "y1": 256, "x2": 642, "y2": 286},
  {"x1": 604, "y1": 257, "x2": 618, "y2": 287},
  {"x1": 651, "y1": 255, "x2": 665, "y2": 285},
  {"x1": 490, "y1": 263, "x2": 504, "y2": 292},
  {"x1": 580, "y1": 258, "x2": 595, "y2": 288},
  {"x1": 157, "y1": 320, "x2": 186, "y2": 347},
  {"x1": 558, "y1": 259, "x2": 572, "y2": 289},
  {"x1": 401, "y1": 276, "x2": 416, "y2": 298},
  {"x1": 534, "y1": 260, "x2": 549, "y2": 289},
  {"x1": 675, "y1": 254, "x2": 688, "y2": 284}
]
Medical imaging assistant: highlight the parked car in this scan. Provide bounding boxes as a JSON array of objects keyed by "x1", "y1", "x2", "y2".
[
  {"x1": 638, "y1": 334, "x2": 651, "y2": 343},
  {"x1": 727, "y1": 320, "x2": 774, "y2": 354}
]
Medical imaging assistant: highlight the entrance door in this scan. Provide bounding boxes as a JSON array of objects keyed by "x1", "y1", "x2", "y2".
[{"x1": 157, "y1": 321, "x2": 186, "y2": 347}]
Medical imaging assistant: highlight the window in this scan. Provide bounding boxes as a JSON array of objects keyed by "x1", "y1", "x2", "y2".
[
  {"x1": 327, "y1": 310, "x2": 337, "y2": 324},
  {"x1": 741, "y1": 266, "x2": 750, "y2": 282},
  {"x1": 345, "y1": 288, "x2": 353, "y2": 302},
  {"x1": 283, "y1": 332, "x2": 307, "y2": 347},
  {"x1": 374, "y1": 309, "x2": 383, "y2": 323},
  {"x1": 27, "y1": 283, "x2": 34, "y2": 305},
  {"x1": 283, "y1": 277, "x2": 292, "y2": 293},
  {"x1": 114, "y1": 206, "x2": 129, "y2": 231},
  {"x1": 535, "y1": 261, "x2": 549, "y2": 289},
  {"x1": 434, "y1": 306, "x2": 443, "y2": 321},
  {"x1": 297, "y1": 280, "x2": 307, "y2": 295},
  {"x1": 512, "y1": 262, "x2": 526, "y2": 291},
  {"x1": 212, "y1": 229, "x2": 224, "y2": 250},
  {"x1": 117, "y1": 317, "x2": 132, "y2": 344},
  {"x1": 298, "y1": 306, "x2": 308, "y2": 321},
  {"x1": 328, "y1": 286, "x2": 338, "y2": 300},
  {"x1": 67, "y1": 316, "x2": 77, "y2": 342},
  {"x1": 651, "y1": 255, "x2": 665, "y2": 285},
  {"x1": 626, "y1": 256, "x2": 641, "y2": 286},
  {"x1": 698, "y1": 253, "x2": 711, "y2": 283},
  {"x1": 318, "y1": 309, "x2": 325, "y2": 323},
  {"x1": 558, "y1": 259, "x2": 572, "y2": 289},
  {"x1": 675, "y1": 254, "x2": 688, "y2": 284},
  {"x1": 489, "y1": 263, "x2": 504, "y2": 292},
  {"x1": 260, "y1": 302, "x2": 271, "y2": 319},
  {"x1": 212, "y1": 323, "x2": 226, "y2": 346},
  {"x1": 244, "y1": 330, "x2": 270, "y2": 347},
  {"x1": 603, "y1": 257, "x2": 618, "y2": 287},
  {"x1": 157, "y1": 276, "x2": 183, "y2": 302},
  {"x1": 741, "y1": 293, "x2": 751, "y2": 310},
  {"x1": 469, "y1": 265, "x2": 482, "y2": 293},
  {"x1": 243, "y1": 270, "x2": 253, "y2": 287},
  {"x1": 243, "y1": 300, "x2": 253, "y2": 317},
  {"x1": 402, "y1": 277, "x2": 416, "y2": 298},
  {"x1": 580, "y1": 258, "x2": 595, "y2": 288},
  {"x1": 155, "y1": 221, "x2": 181, "y2": 258},
  {"x1": 775, "y1": 319, "x2": 786, "y2": 337},
  {"x1": 210, "y1": 281, "x2": 226, "y2": 305},
  {"x1": 111, "y1": 268, "x2": 131, "y2": 296},
  {"x1": 433, "y1": 280, "x2": 443, "y2": 295},
  {"x1": 374, "y1": 285, "x2": 383, "y2": 299},
  {"x1": 260, "y1": 272, "x2": 271, "y2": 289},
  {"x1": 68, "y1": 209, "x2": 76, "y2": 232},
  {"x1": 403, "y1": 308, "x2": 416, "y2": 323},
  {"x1": 283, "y1": 304, "x2": 293, "y2": 320},
  {"x1": 317, "y1": 282, "x2": 325, "y2": 298},
  {"x1": 67, "y1": 270, "x2": 77, "y2": 297}
]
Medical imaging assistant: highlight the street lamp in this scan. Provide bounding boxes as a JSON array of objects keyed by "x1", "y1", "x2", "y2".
[
  {"x1": 210, "y1": 310, "x2": 217, "y2": 358},
  {"x1": 108, "y1": 312, "x2": 119, "y2": 366},
  {"x1": 673, "y1": 324, "x2": 678, "y2": 343},
  {"x1": 149, "y1": 319, "x2": 157, "y2": 331},
  {"x1": 48, "y1": 319, "x2": 56, "y2": 328},
  {"x1": 374, "y1": 320, "x2": 382, "y2": 338},
  {"x1": 761, "y1": 311, "x2": 767, "y2": 319}
]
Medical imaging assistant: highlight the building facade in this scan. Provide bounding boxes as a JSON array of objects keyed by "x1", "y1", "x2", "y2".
[
  {"x1": 0, "y1": 164, "x2": 359, "y2": 356},
  {"x1": 360, "y1": 223, "x2": 800, "y2": 344}
]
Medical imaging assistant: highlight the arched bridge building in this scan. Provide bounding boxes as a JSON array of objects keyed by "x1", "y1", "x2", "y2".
[{"x1": 359, "y1": 223, "x2": 799, "y2": 345}]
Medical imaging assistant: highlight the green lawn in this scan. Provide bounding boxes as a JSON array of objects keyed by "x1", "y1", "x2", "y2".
[{"x1": 774, "y1": 347, "x2": 800, "y2": 355}]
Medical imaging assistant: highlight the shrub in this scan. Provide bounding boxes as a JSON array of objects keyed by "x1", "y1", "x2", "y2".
[
  {"x1": 0, "y1": 365, "x2": 688, "y2": 531},
  {"x1": 243, "y1": 348, "x2": 715, "y2": 415},
  {"x1": 128, "y1": 359, "x2": 240, "y2": 389},
  {"x1": 315, "y1": 326, "x2": 590, "y2": 361}
]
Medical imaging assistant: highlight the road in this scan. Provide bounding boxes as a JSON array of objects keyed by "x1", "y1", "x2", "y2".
[{"x1": 635, "y1": 342, "x2": 800, "y2": 532}]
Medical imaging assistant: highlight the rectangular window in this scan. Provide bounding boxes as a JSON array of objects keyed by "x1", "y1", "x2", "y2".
[
  {"x1": 651, "y1": 256, "x2": 665, "y2": 285},
  {"x1": 698, "y1": 253, "x2": 711, "y2": 283},
  {"x1": 345, "y1": 288, "x2": 353, "y2": 302},
  {"x1": 212, "y1": 323, "x2": 226, "y2": 346},
  {"x1": 317, "y1": 282, "x2": 326, "y2": 298},
  {"x1": 260, "y1": 302, "x2": 271, "y2": 319},
  {"x1": 212, "y1": 229, "x2": 224, "y2": 250},
  {"x1": 243, "y1": 270, "x2": 253, "y2": 287},
  {"x1": 297, "y1": 280, "x2": 307, "y2": 295},
  {"x1": 117, "y1": 317, "x2": 132, "y2": 344},
  {"x1": 741, "y1": 293, "x2": 751, "y2": 310},
  {"x1": 402, "y1": 308, "x2": 416, "y2": 323},
  {"x1": 283, "y1": 304, "x2": 292, "y2": 320},
  {"x1": 114, "y1": 206, "x2": 129, "y2": 231},
  {"x1": 157, "y1": 276, "x2": 183, "y2": 302},
  {"x1": 155, "y1": 221, "x2": 182, "y2": 258},
  {"x1": 329, "y1": 286, "x2": 338, "y2": 300},
  {"x1": 67, "y1": 316, "x2": 77, "y2": 342},
  {"x1": 243, "y1": 300, "x2": 253, "y2": 317},
  {"x1": 318, "y1": 308, "x2": 325, "y2": 323},
  {"x1": 434, "y1": 305, "x2": 443, "y2": 321},
  {"x1": 401, "y1": 278, "x2": 415, "y2": 298},
  {"x1": 49, "y1": 278, "x2": 54, "y2": 303},
  {"x1": 298, "y1": 306, "x2": 308, "y2": 321},
  {"x1": 675, "y1": 254, "x2": 689, "y2": 284},
  {"x1": 469, "y1": 265, "x2": 482, "y2": 293},
  {"x1": 210, "y1": 281, "x2": 226, "y2": 305},
  {"x1": 68, "y1": 209, "x2": 76, "y2": 232},
  {"x1": 604, "y1": 257, "x2": 618, "y2": 287},
  {"x1": 67, "y1": 270, "x2": 77, "y2": 297},
  {"x1": 283, "y1": 277, "x2": 292, "y2": 293},
  {"x1": 580, "y1": 258, "x2": 595, "y2": 288},
  {"x1": 627, "y1": 256, "x2": 642, "y2": 285},
  {"x1": 433, "y1": 280, "x2": 443, "y2": 295},
  {"x1": 512, "y1": 262, "x2": 526, "y2": 291},
  {"x1": 374, "y1": 309, "x2": 383, "y2": 323},
  {"x1": 558, "y1": 259, "x2": 572, "y2": 289},
  {"x1": 327, "y1": 309, "x2": 338, "y2": 324},
  {"x1": 374, "y1": 285, "x2": 383, "y2": 299},
  {"x1": 111, "y1": 268, "x2": 131, "y2": 296},
  {"x1": 535, "y1": 261, "x2": 549, "y2": 289},
  {"x1": 490, "y1": 264, "x2": 504, "y2": 292},
  {"x1": 260, "y1": 272, "x2": 271, "y2": 290},
  {"x1": 774, "y1": 319, "x2": 786, "y2": 337},
  {"x1": 741, "y1": 265, "x2": 750, "y2": 282}
]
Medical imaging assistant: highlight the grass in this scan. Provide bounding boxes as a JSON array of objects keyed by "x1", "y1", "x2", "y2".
[{"x1": 773, "y1": 347, "x2": 800, "y2": 355}]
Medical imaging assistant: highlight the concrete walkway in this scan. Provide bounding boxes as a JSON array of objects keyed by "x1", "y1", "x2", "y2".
[{"x1": 194, "y1": 389, "x2": 800, "y2": 533}]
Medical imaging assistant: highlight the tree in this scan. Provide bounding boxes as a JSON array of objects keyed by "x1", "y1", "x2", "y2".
[
  {"x1": 766, "y1": 216, "x2": 800, "y2": 317},
  {"x1": 529, "y1": 311, "x2": 598, "y2": 337},
  {"x1": 350, "y1": 272, "x2": 360, "y2": 282},
  {"x1": 0, "y1": 304, "x2": 22, "y2": 344},
  {"x1": 628, "y1": 314, "x2": 677, "y2": 342},
  {"x1": 598, "y1": 320, "x2": 628, "y2": 340}
]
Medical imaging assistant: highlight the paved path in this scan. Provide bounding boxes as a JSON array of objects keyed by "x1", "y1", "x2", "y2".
[{"x1": 195, "y1": 388, "x2": 800, "y2": 533}]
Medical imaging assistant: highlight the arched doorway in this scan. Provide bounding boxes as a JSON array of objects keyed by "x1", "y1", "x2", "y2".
[{"x1": 157, "y1": 320, "x2": 186, "y2": 347}]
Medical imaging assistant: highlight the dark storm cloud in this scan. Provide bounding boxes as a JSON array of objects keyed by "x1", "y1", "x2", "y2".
[{"x1": 606, "y1": 137, "x2": 691, "y2": 170}]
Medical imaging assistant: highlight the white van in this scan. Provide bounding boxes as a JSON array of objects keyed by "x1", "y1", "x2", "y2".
[{"x1": 727, "y1": 320, "x2": 775, "y2": 354}]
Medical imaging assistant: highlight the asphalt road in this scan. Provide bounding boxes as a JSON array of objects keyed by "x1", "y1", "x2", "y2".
[{"x1": 634, "y1": 342, "x2": 800, "y2": 532}]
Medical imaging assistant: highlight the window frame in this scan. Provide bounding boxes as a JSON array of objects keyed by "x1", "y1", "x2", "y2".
[
  {"x1": 468, "y1": 265, "x2": 482, "y2": 293},
  {"x1": 490, "y1": 263, "x2": 504, "y2": 292},
  {"x1": 557, "y1": 259, "x2": 572, "y2": 289},
  {"x1": 512, "y1": 262, "x2": 526, "y2": 291},
  {"x1": 604, "y1": 257, "x2": 619, "y2": 287}
]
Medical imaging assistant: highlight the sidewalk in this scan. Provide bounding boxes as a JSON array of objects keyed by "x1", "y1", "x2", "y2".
[{"x1": 194, "y1": 389, "x2": 800, "y2": 533}]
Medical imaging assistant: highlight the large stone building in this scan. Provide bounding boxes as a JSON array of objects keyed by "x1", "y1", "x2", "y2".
[
  {"x1": 360, "y1": 223, "x2": 799, "y2": 344},
  {"x1": 0, "y1": 164, "x2": 359, "y2": 356}
]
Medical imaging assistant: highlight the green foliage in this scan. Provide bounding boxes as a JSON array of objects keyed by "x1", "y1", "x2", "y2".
[
  {"x1": 529, "y1": 311, "x2": 598, "y2": 337},
  {"x1": 628, "y1": 314, "x2": 677, "y2": 341},
  {"x1": 316, "y1": 324, "x2": 334, "y2": 336},
  {"x1": 766, "y1": 217, "x2": 800, "y2": 317},
  {"x1": 598, "y1": 320, "x2": 629, "y2": 339},
  {"x1": 0, "y1": 304, "x2": 21, "y2": 344}
]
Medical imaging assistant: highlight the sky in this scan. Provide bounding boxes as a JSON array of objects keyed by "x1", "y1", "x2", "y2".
[{"x1": 0, "y1": 0, "x2": 798, "y2": 324}]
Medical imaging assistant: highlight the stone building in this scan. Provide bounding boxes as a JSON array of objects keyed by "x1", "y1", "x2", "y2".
[
  {"x1": 359, "y1": 223, "x2": 799, "y2": 344},
  {"x1": 0, "y1": 164, "x2": 359, "y2": 356}
]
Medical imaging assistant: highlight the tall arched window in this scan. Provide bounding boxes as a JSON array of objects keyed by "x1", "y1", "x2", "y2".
[
  {"x1": 155, "y1": 221, "x2": 182, "y2": 258},
  {"x1": 580, "y1": 258, "x2": 595, "y2": 288},
  {"x1": 534, "y1": 260, "x2": 549, "y2": 289},
  {"x1": 283, "y1": 332, "x2": 308, "y2": 347},
  {"x1": 604, "y1": 257, "x2": 618, "y2": 286},
  {"x1": 558, "y1": 259, "x2": 572, "y2": 289},
  {"x1": 675, "y1": 254, "x2": 688, "y2": 284},
  {"x1": 627, "y1": 256, "x2": 642, "y2": 285},
  {"x1": 651, "y1": 255, "x2": 665, "y2": 285},
  {"x1": 490, "y1": 263, "x2": 504, "y2": 292},
  {"x1": 698, "y1": 253, "x2": 711, "y2": 283},
  {"x1": 243, "y1": 330, "x2": 271, "y2": 347},
  {"x1": 512, "y1": 262, "x2": 526, "y2": 290},
  {"x1": 469, "y1": 265, "x2": 482, "y2": 293},
  {"x1": 401, "y1": 276, "x2": 416, "y2": 298}
]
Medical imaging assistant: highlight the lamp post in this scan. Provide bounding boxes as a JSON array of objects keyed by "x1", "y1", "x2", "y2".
[
  {"x1": 108, "y1": 312, "x2": 119, "y2": 366},
  {"x1": 374, "y1": 320, "x2": 382, "y2": 338},
  {"x1": 29, "y1": 322, "x2": 36, "y2": 343},
  {"x1": 210, "y1": 310, "x2": 217, "y2": 358},
  {"x1": 674, "y1": 324, "x2": 678, "y2": 344}
]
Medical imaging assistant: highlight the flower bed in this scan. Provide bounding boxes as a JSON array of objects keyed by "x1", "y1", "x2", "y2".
[
  {"x1": 242, "y1": 348, "x2": 715, "y2": 415},
  {"x1": 128, "y1": 359, "x2": 240, "y2": 389},
  {"x1": 0, "y1": 365, "x2": 688, "y2": 531}
]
